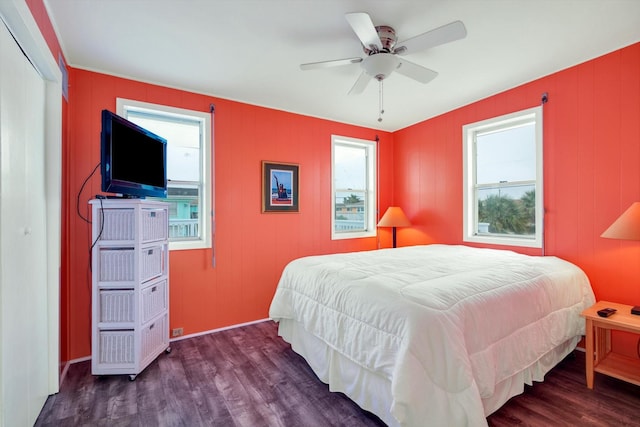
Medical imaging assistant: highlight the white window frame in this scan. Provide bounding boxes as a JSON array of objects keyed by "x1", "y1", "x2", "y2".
[
  {"x1": 117, "y1": 98, "x2": 212, "y2": 251},
  {"x1": 331, "y1": 135, "x2": 377, "y2": 240},
  {"x1": 462, "y1": 106, "x2": 543, "y2": 248}
]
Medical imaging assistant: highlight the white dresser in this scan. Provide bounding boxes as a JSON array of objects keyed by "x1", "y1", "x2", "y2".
[{"x1": 90, "y1": 198, "x2": 170, "y2": 380}]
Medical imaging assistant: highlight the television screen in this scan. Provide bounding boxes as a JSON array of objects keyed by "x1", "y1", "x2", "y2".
[{"x1": 101, "y1": 109, "x2": 167, "y2": 198}]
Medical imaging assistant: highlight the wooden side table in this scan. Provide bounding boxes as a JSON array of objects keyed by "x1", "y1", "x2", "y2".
[{"x1": 581, "y1": 301, "x2": 640, "y2": 389}]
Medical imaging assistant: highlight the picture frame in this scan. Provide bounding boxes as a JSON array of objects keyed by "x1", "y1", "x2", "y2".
[{"x1": 262, "y1": 161, "x2": 299, "y2": 213}]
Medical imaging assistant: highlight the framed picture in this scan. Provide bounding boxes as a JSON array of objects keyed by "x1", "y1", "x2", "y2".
[{"x1": 262, "y1": 161, "x2": 299, "y2": 213}]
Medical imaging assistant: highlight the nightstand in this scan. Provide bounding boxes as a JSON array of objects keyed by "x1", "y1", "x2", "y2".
[{"x1": 581, "y1": 301, "x2": 640, "y2": 389}]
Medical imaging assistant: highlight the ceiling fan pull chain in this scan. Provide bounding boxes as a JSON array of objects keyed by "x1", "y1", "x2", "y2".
[{"x1": 378, "y1": 78, "x2": 384, "y2": 122}]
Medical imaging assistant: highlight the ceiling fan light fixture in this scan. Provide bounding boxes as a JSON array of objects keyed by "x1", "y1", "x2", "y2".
[
  {"x1": 362, "y1": 53, "x2": 400, "y2": 80},
  {"x1": 300, "y1": 12, "x2": 467, "y2": 122}
]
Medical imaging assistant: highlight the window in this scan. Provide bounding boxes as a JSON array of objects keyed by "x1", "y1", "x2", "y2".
[
  {"x1": 117, "y1": 98, "x2": 212, "y2": 251},
  {"x1": 462, "y1": 106, "x2": 543, "y2": 248},
  {"x1": 331, "y1": 135, "x2": 377, "y2": 240}
]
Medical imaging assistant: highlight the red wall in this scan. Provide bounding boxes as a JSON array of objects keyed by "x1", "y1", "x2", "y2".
[
  {"x1": 394, "y1": 42, "x2": 640, "y2": 355},
  {"x1": 64, "y1": 69, "x2": 394, "y2": 360},
  {"x1": 25, "y1": 0, "x2": 640, "y2": 360}
]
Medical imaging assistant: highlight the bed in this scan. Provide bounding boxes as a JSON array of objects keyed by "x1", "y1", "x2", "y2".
[{"x1": 268, "y1": 244, "x2": 595, "y2": 427}]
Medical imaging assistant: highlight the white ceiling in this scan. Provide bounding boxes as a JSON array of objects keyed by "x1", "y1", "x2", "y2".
[{"x1": 44, "y1": 0, "x2": 640, "y2": 132}]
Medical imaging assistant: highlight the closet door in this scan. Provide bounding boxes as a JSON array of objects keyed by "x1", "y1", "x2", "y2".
[{"x1": 0, "y1": 19, "x2": 49, "y2": 426}]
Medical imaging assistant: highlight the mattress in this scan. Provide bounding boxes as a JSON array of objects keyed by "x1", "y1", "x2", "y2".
[{"x1": 269, "y1": 244, "x2": 595, "y2": 426}]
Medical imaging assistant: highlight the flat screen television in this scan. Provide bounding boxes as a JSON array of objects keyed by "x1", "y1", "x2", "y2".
[{"x1": 100, "y1": 109, "x2": 167, "y2": 198}]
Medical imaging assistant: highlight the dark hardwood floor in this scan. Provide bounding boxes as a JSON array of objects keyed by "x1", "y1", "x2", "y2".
[{"x1": 36, "y1": 321, "x2": 640, "y2": 426}]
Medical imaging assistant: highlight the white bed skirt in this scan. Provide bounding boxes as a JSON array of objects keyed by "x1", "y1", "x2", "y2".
[{"x1": 277, "y1": 318, "x2": 580, "y2": 427}]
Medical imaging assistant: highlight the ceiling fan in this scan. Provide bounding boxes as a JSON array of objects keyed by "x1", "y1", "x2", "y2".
[
  {"x1": 300, "y1": 12, "x2": 466, "y2": 121},
  {"x1": 301, "y1": 12, "x2": 467, "y2": 94}
]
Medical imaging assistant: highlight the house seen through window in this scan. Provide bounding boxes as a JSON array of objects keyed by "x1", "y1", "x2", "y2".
[
  {"x1": 117, "y1": 98, "x2": 212, "y2": 251},
  {"x1": 331, "y1": 135, "x2": 376, "y2": 240}
]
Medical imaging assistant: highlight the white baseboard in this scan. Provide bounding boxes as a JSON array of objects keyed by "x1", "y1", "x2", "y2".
[
  {"x1": 169, "y1": 318, "x2": 272, "y2": 342},
  {"x1": 59, "y1": 355, "x2": 91, "y2": 386}
]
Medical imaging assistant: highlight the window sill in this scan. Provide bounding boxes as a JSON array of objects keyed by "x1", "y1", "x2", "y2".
[
  {"x1": 331, "y1": 231, "x2": 376, "y2": 240},
  {"x1": 463, "y1": 234, "x2": 542, "y2": 249}
]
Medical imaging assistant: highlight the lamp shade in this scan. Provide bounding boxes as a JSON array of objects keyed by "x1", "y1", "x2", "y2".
[
  {"x1": 601, "y1": 202, "x2": 640, "y2": 241},
  {"x1": 377, "y1": 207, "x2": 411, "y2": 228}
]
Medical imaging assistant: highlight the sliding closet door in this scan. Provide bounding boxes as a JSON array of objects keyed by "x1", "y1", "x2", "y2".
[{"x1": 0, "y1": 19, "x2": 49, "y2": 426}]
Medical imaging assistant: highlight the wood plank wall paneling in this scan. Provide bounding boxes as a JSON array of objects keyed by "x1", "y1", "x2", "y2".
[
  {"x1": 23, "y1": 0, "x2": 640, "y2": 361},
  {"x1": 394, "y1": 42, "x2": 640, "y2": 357},
  {"x1": 64, "y1": 68, "x2": 393, "y2": 360}
]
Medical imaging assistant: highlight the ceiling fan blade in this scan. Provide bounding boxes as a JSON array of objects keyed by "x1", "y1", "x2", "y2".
[
  {"x1": 396, "y1": 58, "x2": 438, "y2": 84},
  {"x1": 300, "y1": 57, "x2": 362, "y2": 71},
  {"x1": 345, "y1": 12, "x2": 382, "y2": 51},
  {"x1": 348, "y1": 71, "x2": 372, "y2": 95},
  {"x1": 397, "y1": 20, "x2": 467, "y2": 55}
]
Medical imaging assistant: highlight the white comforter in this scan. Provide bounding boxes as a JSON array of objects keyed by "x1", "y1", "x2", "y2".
[{"x1": 269, "y1": 244, "x2": 595, "y2": 426}]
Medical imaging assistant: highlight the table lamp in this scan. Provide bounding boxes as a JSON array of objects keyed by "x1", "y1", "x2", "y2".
[
  {"x1": 377, "y1": 206, "x2": 411, "y2": 248},
  {"x1": 601, "y1": 201, "x2": 640, "y2": 315}
]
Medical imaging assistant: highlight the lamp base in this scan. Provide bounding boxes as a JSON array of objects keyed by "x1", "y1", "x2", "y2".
[{"x1": 631, "y1": 306, "x2": 640, "y2": 315}]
